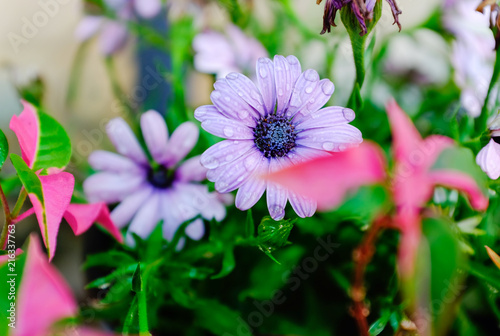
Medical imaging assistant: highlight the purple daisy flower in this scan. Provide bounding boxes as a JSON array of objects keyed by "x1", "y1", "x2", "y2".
[
  {"x1": 194, "y1": 55, "x2": 363, "y2": 220},
  {"x1": 83, "y1": 110, "x2": 228, "y2": 245}
]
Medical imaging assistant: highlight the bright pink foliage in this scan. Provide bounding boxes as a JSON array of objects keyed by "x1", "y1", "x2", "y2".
[{"x1": 9, "y1": 101, "x2": 39, "y2": 168}]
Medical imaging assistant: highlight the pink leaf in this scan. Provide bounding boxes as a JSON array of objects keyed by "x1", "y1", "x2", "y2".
[
  {"x1": 265, "y1": 142, "x2": 387, "y2": 210},
  {"x1": 15, "y1": 234, "x2": 77, "y2": 336},
  {"x1": 64, "y1": 203, "x2": 124, "y2": 243},
  {"x1": 29, "y1": 172, "x2": 75, "y2": 261},
  {"x1": 429, "y1": 170, "x2": 489, "y2": 211},
  {"x1": 9, "y1": 100, "x2": 39, "y2": 168}
]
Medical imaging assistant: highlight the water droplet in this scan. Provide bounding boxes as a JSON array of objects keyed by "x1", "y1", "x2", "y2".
[
  {"x1": 223, "y1": 126, "x2": 234, "y2": 137},
  {"x1": 305, "y1": 86, "x2": 313, "y2": 94},
  {"x1": 224, "y1": 96, "x2": 231, "y2": 102},
  {"x1": 304, "y1": 69, "x2": 318, "y2": 82},
  {"x1": 202, "y1": 156, "x2": 219, "y2": 169},
  {"x1": 237, "y1": 91, "x2": 244, "y2": 97},
  {"x1": 225, "y1": 154, "x2": 234, "y2": 162},
  {"x1": 338, "y1": 144, "x2": 347, "y2": 151},
  {"x1": 322, "y1": 142, "x2": 335, "y2": 151},
  {"x1": 259, "y1": 67, "x2": 267, "y2": 78},
  {"x1": 289, "y1": 95, "x2": 301, "y2": 107},
  {"x1": 244, "y1": 155, "x2": 257, "y2": 170},
  {"x1": 271, "y1": 205, "x2": 284, "y2": 217},
  {"x1": 321, "y1": 81, "x2": 335, "y2": 95},
  {"x1": 275, "y1": 66, "x2": 283, "y2": 72},
  {"x1": 226, "y1": 72, "x2": 238, "y2": 80},
  {"x1": 287, "y1": 55, "x2": 299, "y2": 65},
  {"x1": 278, "y1": 88, "x2": 284, "y2": 96},
  {"x1": 233, "y1": 140, "x2": 240, "y2": 144},
  {"x1": 238, "y1": 110, "x2": 249, "y2": 119},
  {"x1": 342, "y1": 108, "x2": 355, "y2": 122},
  {"x1": 217, "y1": 180, "x2": 229, "y2": 191}
]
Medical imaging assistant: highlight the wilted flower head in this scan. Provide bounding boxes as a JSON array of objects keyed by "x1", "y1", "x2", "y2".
[
  {"x1": 84, "y1": 110, "x2": 228, "y2": 245},
  {"x1": 193, "y1": 24, "x2": 268, "y2": 79},
  {"x1": 76, "y1": 0, "x2": 162, "y2": 55},
  {"x1": 194, "y1": 55, "x2": 363, "y2": 220},
  {"x1": 317, "y1": 0, "x2": 402, "y2": 36}
]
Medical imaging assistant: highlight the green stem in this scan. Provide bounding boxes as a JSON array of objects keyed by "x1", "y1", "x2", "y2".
[
  {"x1": 475, "y1": 47, "x2": 500, "y2": 136},
  {"x1": 0, "y1": 183, "x2": 12, "y2": 249},
  {"x1": 10, "y1": 188, "x2": 27, "y2": 219},
  {"x1": 137, "y1": 289, "x2": 150, "y2": 335}
]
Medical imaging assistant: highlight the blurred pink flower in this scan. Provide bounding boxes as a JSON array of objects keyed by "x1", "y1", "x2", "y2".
[
  {"x1": 84, "y1": 110, "x2": 228, "y2": 245},
  {"x1": 266, "y1": 99, "x2": 488, "y2": 279},
  {"x1": 193, "y1": 24, "x2": 268, "y2": 79},
  {"x1": 9, "y1": 101, "x2": 122, "y2": 261},
  {"x1": 444, "y1": 0, "x2": 495, "y2": 116},
  {"x1": 76, "y1": 0, "x2": 162, "y2": 55}
]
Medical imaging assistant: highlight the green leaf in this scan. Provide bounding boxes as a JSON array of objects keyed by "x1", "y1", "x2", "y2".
[
  {"x1": 431, "y1": 146, "x2": 488, "y2": 197},
  {"x1": 32, "y1": 110, "x2": 72, "y2": 170},
  {"x1": 211, "y1": 247, "x2": 236, "y2": 279},
  {"x1": 10, "y1": 154, "x2": 44, "y2": 204},
  {"x1": 0, "y1": 129, "x2": 8, "y2": 170},
  {"x1": 132, "y1": 263, "x2": 142, "y2": 293},
  {"x1": 369, "y1": 309, "x2": 392, "y2": 336},
  {"x1": 193, "y1": 299, "x2": 250, "y2": 335},
  {"x1": 245, "y1": 209, "x2": 255, "y2": 239},
  {"x1": 84, "y1": 251, "x2": 136, "y2": 269}
]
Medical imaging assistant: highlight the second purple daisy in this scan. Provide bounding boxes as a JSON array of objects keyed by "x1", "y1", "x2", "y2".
[{"x1": 194, "y1": 55, "x2": 363, "y2": 220}]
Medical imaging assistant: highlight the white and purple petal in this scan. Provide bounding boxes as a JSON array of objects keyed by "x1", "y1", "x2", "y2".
[
  {"x1": 235, "y1": 159, "x2": 269, "y2": 210},
  {"x1": 88, "y1": 150, "x2": 142, "y2": 174},
  {"x1": 110, "y1": 185, "x2": 154, "y2": 228},
  {"x1": 274, "y1": 55, "x2": 302, "y2": 115},
  {"x1": 176, "y1": 156, "x2": 207, "y2": 182},
  {"x1": 160, "y1": 121, "x2": 199, "y2": 166},
  {"x1": 106, "y1": 117, "x2": 148, "y2": 164},
  {"x1": 200, "y1": 139, "x2": 255, "y2": 170},
  {"x1": 294, "y1": 106, "x2": 355, "y2": 130},
  {"x1": 476, "y1": 139, "x2": 500, "y2": 179},
  {"x1": 83, "y1": 172, "x2": 144, "y2": 203},
  {"x1": 140, "y1": 110, "x2": 169, "y2": 163},
  {"x1": 256, "y1": 57, "x2": 276, "y2": 115},
  {"x1": 125, "y1": 190, "x2": 162, "y2": 245},
  {"x1": 212, "y1": 80, "x2": 261, "y2": 125},
  {"x1": 297, "y1": 124, "x2": 363, "y2": 151}
]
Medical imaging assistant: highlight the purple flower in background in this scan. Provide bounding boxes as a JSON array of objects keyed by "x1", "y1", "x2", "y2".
[
  {"x1": 477, "y1": 115, "x2": 500, "y2": 179},
  {"x1": 444, "y1": 0, "x2": 495, "y2": 117},
  {"x1": 193, "y1": 24, "x2": 268, "y2": 79},
  {"x1": 194, "y1": 55, "x2": 363, "y2": 220},
  {"x1": 84, "y1": 110, "x2": 228, "y2": 245},
  {"x1": 76, "y1": 0, "x2": 162, "y2": 55}
]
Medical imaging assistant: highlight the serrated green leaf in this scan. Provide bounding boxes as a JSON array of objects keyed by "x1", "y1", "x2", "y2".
[
  {"x1": 32, "y1": 110, "x2": 71, "y2": 170},
  {"x1": 0, "y1": 130, "x2": 8, "y2": 170}
]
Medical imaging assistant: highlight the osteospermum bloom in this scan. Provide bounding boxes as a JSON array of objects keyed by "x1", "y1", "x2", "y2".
[
  {"x1": 84, "y1": 110, "x2": 228, "y2": 245},
  {"x1": 476, "y1": 115, "x2": 500, "y2": 179},
  {"x1": 194, "y1": 55, "x2": 363, "y2": 220},
  {"x1": 193, "y1": 24, "x2": 268, "y2": 79}
]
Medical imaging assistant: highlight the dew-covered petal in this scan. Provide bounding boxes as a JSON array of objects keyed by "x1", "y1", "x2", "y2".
[
  {"x1": 286, "y1": 145, "x2": 329, "y2": 163},
  {"x1": 274, "y1": 55, "x2": 302, "y2": 115},
  {"x1": 83, "y1": 172, "x2": 144, "y2": 203},
  {"x1": 287, "y1": 69, "x2": 335, "y2": 119},
  {"x1": 140, "y1": 110, "x2": 169, "y2": 163},
  {"x1": 294, "y1": 106, "x2": 356, "y2": 130},
  {"x1": 235, "y1": 159, "x2": 269, "y2": 210},
  {"x1": 160, "y1": 191, "x2": 183, "y2": 241},
  {"x1": 106, "y1": 117, "x2": 148, "y2": 164},
  {"x1": 88, "y1": 150, "x2": 142, "y2": 174},
  {"x1": 212, "y1": 80, "x2": 261, "y2": 125},
  {"x1": 199, "y1": 116, "x2": 254, "y2": 140},
  {"x1": 476, "y1": 139, "x2": 500, "y2": 179},
  {"x1": 200, "y1": 192, "x2": 228, "y2": 222},
  {"x1": 126, "y1": 191, "x2": 161, "y2": 245},
  {"x1": 288, "y1": 190, "x2": 317, "y2": 218},
  {"x1": 185, "y1": 218, "x2": 205, "y2": 240},
  {"x1": 225, "y1": 72, "x2": 265, "y2": 116},
  {"x1": 176, "y1": 155, "x2": 207, "y2": 182},
  {"x1": 297, "y1": 125, "x2": 363, "y2": 151},
  {"x1": 194, "y1": 105, "x2": 225, "y2": 121},
  {"x1": 201, "y1": 140, "x2": 255, "y2": 170},
  {"x1": 110, "y1": 185, "x2": 153, "y2": 228},
  {"x1": 160, "y1": 122, "x2": 199, "y2": 166},
  {"x1": 266, "y1": 159, "x2": 288, "y2": 220},
  {"x1": 213, "y1": 150, "x2": 264, "y2": 193},
  {"x1": 256, "y1": 57, "x2": 276, "y2": 115}
]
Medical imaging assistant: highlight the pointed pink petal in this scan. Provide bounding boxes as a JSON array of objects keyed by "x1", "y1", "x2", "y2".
[
  {"x1": 64, "y1": 203, "x2": 124, "y2": 243},
  {"x1": 29, "y1": 172, "x2": 75, "y2": 261},
  {"x1": 386, "y1": 99, "x2": 423, "y2": 162},
  {"x1": 9, "y1": 100, "x2": 39, "y2": 168},
  {"x1": 15, "y1": 235, "x2": 77, "y2": 336},
  {"x1": 265, "y1": 142, "x2": 387, "y2": 210},
  {"x1": 428, "y1": 170, "x2": 489, "y2": 211}
]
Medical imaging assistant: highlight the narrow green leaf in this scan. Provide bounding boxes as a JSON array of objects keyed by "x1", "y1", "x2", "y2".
[
  {"x1": 369, "y1": 309, "x2": 392, "y2": 336},
  {"x1": 245, "y1": 209, "x2": 255, "y2": 238},
  {"x1": 193, "y1": 299, "x2": 250, "y2": 335},
  {"x1": 0, "y1": 130, "x2": 8, "y2": 170},
  {"x1": 485, "y1": 246, "x2": 500, "y2": 270},
  {"x1": 211, "y1": 247, "x2": 236, "y2": 279},
  {"x1": 122, "y1": 296, "x2": 138, "y2": 334},
  {"x1": 84, "y1": 251, "x2": 136, "y2": 269},
  {"x1": 132, "y1": 263, "x2": 142, "y2": 293},
  {"x1": 32, "y1": 110, "x2": 72, "y2": 170},
  {"x1": 10, "y1": 154, "x2": 44, "y2": 204}
]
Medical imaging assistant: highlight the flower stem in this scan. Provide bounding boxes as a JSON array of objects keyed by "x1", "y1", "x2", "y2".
[
  {"x1": 351, "y1": 215, "x2": 389, "y2": 336},
  {"x1": 475, "y1": 46, "x2": 500, "y2": 136},
  {"x1": 10, "y1": 188, "x2": 27, "y2": 219},
  {"x1": 0, "y1": 183, "x2": 12, "y2": 249}
]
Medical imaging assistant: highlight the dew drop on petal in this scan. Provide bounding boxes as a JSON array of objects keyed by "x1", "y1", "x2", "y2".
[
  {"x1": 223, "y1": 126, "x2": 234, "y2": 137},
  {"x1": 225, "y1": 154, "x2": 234, "y2": 162},
  {"x1": 238, "y1": 110, "x2": 249, "y2": 119},
  {"x1": 304, "y1": 69, "x2": 318, "y2": 82},
  {"x1": 287, "y1": 55, "x2": 299, "y2": 65},
  {"x1": 244, "y1": 155, "x2": 257, "y2": 170},
  {"x1": 224, "y1": 96, "x2": 231, "y2": 102},
  {"x1": 227, "y1": 72, "x2": 238, "y2": 80},
  {"x1": 321, "y1": 81, "x2": 335, "y2": 95},
  {"x1": 202, "y1": 156, "x2": 219, "y2": 169},
  {"x1": 342, "y1": 108, "x2": 355, "y2": 122},
  {"x1": 322, "y1": 142, "x2": 335, "y2": 151},
  {"x1": 305, "y1": 86, "x2": 313, "y2": 94},
  {"x1": 259, "y1": 66, "x2": 268, "y2": 78}
]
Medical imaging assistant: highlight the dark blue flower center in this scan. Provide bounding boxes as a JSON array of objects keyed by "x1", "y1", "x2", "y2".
[
  {"x1": 253, "y1": 114, "x2": 297, "y2": 158},
  {"x1": 147, "y1": 165, "x2": 175, "y2": 189}
]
